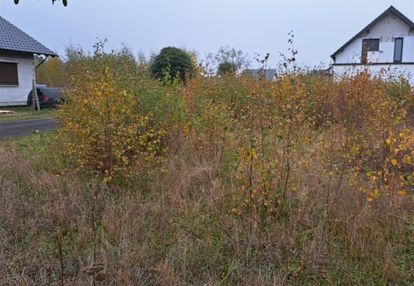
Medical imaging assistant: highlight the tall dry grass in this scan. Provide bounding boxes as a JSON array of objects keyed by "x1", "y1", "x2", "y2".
[{"x1": 0, "y1": 126, "x2": 413, "y2": 285}]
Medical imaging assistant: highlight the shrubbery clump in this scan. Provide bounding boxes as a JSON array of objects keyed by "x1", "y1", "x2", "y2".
[
  {"x1": 57, "y1": 49, "x2": 183, "y2": 183},
  {"x1": 149, "y1": 47, "x2": 195, "y2": 83}
]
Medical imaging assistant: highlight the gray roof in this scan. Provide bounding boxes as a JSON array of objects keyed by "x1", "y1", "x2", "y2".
[
  {"x1": 331, "y1": 6, "x2": 414, "y2": 60},
  {"x1": 244, "y1": 69, "x2": 277, "y2": 80},
  {"x1": 0, "y1": 16, "x2": 57, "y2": 56}
]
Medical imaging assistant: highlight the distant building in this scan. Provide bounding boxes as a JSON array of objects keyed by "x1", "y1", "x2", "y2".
[
  {"x1": 0, "y1": 16, "x2": 57, "y2": 106},
  {"x1": 310, "y1": 67, "x2": 332, "y2": 77},
  {"x1": 331, "y1": 6, "x2": 414, "y2": 83},
  {"x1": 243, "y1": 69, "x2": 277, "y2": 81}
]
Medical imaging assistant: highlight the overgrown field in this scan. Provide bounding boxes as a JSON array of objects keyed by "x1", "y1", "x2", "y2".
[{"x1": 1, "y1": 50, "x2": 414, "y2": 285}]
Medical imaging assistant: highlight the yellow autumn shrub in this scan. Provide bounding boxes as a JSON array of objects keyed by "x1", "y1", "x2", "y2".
[{"x1": 57, "y1": 50, "x2": 170, "y2": 184}]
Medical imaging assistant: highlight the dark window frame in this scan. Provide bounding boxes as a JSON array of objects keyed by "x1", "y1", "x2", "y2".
[
  {"x1": 361, "y1": 38, "x2": 380, "y2": 64},
  {"x1": 394, "y1": 37, "x2": 404, "y2": 63},
  {"x1": 0, "y1": 61, "x2": 19, "y2": 86}
]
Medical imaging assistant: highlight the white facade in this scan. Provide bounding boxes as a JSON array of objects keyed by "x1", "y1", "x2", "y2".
[
  {"x1": 332, "y1": 7, "x2": 414, "y2": 84},
  {"x1": 332, "y1": 64, "x2": 414, "y2": 82},
  {"x1": 0, "y1": 53, "x2": 35, "y2": 106}
]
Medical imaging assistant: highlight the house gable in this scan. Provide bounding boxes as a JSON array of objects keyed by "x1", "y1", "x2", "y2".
[{"x1": 332, "y1": 6, "x2": 414, "y2": 64}]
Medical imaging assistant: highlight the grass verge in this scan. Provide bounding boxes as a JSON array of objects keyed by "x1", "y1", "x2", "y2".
[{"x1": 0, "y1": 106, "x2": 55, "y2": 122}]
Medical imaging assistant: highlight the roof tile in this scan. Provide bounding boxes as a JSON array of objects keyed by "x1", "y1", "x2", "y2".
[{"x1": 0, "y1": 16, "x2": 57, "y2": 56}]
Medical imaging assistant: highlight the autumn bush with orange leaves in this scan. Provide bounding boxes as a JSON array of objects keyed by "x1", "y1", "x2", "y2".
[
  {"x1": 182, "y1": 72, "x2": 413, "y2": 221},
  {"x1": 58, "y1": 50, "x2": 414, "y2": 203},
  {"x1": 36, "y1": 48, "x2": 414, "y2": 283}
]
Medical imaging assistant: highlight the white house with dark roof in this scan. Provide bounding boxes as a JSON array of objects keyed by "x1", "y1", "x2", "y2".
[
  {"x1": 331, "y1": 6, "x2": 414, "y2": 83},
  {"x1": 0, "y1": 16, "x2": 57, "y2": 106}
]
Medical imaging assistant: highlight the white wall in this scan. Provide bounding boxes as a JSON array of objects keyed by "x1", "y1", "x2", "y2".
[
  {"x1": 0, "y1": 53, "x2": 35, "y2": 106},
  {"x1": 332, "y1": 64, "x2": 414, "y2": 84},
  {"x1": 334, "y1": 13, "x2": 414, "y2": 64}
]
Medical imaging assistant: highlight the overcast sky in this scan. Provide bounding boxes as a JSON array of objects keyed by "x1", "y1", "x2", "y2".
[{"x1": 0, "y1": 0, "x2": 413, "y2": 68}]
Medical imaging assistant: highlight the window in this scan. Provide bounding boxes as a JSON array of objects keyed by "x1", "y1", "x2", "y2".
[
  {"x1": 361, "y1": 39, "x2": 380, "y2": 64},
  {"x1": 394, "y1": 37, "x2": 403, "y2": 63},
  {"x1": 0, "y1": 62, "x2": 18, "y2": 85}
]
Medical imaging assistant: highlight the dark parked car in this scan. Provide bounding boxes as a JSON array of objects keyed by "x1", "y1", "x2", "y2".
[{"x1": 27, "y1": 86, "x2": 64, "y2": 108}]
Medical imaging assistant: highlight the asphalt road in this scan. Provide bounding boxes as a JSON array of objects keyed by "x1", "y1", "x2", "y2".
[{"x1": 0, "y1": 118, "x2": 57, "y2": 139}]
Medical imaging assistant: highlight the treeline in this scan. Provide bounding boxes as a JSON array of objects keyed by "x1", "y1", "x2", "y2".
[{"x1": 36, "y1": 45, "x2": 251, "y2": 88}]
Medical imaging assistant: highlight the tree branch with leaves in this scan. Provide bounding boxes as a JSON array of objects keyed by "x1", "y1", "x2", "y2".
[{"x1": 14, "y1": 0, "x2": 68, "y2": 6}]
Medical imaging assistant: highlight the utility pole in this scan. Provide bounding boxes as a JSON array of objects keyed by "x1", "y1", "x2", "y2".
[{"x1": 32, "y1": 79, "x2": 40, "y2": 112}]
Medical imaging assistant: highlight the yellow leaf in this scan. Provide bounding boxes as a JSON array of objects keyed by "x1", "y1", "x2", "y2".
[{"x1": 398, "y1": 190, "x2": 407, "y2": 196}]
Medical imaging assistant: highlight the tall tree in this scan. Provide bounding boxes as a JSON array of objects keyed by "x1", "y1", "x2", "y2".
[
  {"x1": 204, "y1": 46, "x2": 248, "y2": 76},
  {"x1": 36, "y1": 56, "x2": 67, "y2": 87}
]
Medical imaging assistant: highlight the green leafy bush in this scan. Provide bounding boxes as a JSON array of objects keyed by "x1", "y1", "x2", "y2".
[{"x1": 150, "y1": 47, "x2": 195, "y2": 83}]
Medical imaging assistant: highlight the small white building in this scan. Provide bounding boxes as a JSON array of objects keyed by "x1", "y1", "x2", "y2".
[
  {"x1": 331, "y1": 6, "x2": 414, "y2": 83},
  {"x1": 0, "y1": 16, "x2": 57, "y2": 106}
]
